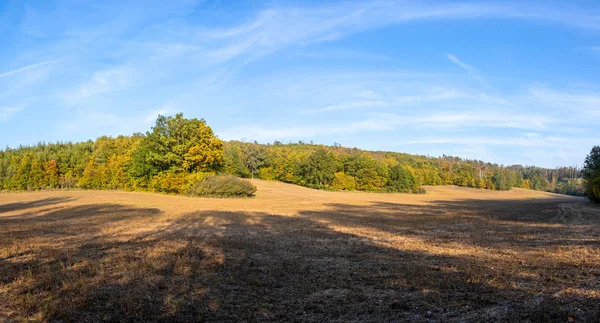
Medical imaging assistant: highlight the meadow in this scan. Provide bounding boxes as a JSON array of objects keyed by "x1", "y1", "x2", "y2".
[{"x1": 0, "y1": 180, "x2": 598, "y2": 322}]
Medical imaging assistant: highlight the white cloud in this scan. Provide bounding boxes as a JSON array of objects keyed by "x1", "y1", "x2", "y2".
[
  {"x1": 389, "y1": 89, "x2": 466, "y2": 105},
  {"x1": 400, "y1": 135, "x2": 570, "y2": 148},
  {"x1": 376, "y1": 112, "x2": 554, "y2": 131},
  {"x1": 528, "y1": 86, "x2": 600, "y2": 116},
  {"x1": 64, "y1": 67, "x2": 131, "y2": 102},
  {"x1": 294, "y1": 49, "x2": 392, "y2": 62},
  {"x1": 59, "y1": 106, "x2": 182, "y2": 138},
  {"x1": 0, "y1": 106, "x2": 24, "y2": 122},
  {"x1": 310, "y1": 100, "x2": 388, "y2": 113},
  {"x1": 143, "y1": 106, "x2": 177, "y2": 124},
  {"x1": 220, "y1": 117, "x2": 395, "y2": 141},
  {"x1": 221, "y1": 111, "x2": 555, "y2": 142},
  {"x1": 445, "y1": 53, "x2": 489, "y2": 87},
  {"x1": 446, "y1": 53, "x2": 474, "y2": 71},
  {"x1": 194, "y1": 2, "x2": 600, "y2": 66},
  {"x1": 354, "y1": 90, "x2": 383, "y2": 100},
  {"x1": 0, "y1": 60, "x2": 59, "y2": 79}
]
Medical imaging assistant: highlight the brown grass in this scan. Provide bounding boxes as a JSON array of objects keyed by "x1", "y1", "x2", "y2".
[{"x1": 0, "y1": 180, "x2": 598, "y2": 322}]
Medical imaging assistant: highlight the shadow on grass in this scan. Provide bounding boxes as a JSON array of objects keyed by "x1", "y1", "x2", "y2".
[
  {"x1": 0, "y1": 196, "x2": 78, "y2": 214},
  {"x1": 0, "y1": 196, "x2": 598, "y2": 322},
  {"x1": 308, "y1": 198, "x2": 599, "y2": 249}
]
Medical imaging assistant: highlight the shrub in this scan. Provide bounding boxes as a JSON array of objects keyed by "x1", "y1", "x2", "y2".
[
  {"x1": 186, "y1": 175, "x2": 257, "y2": 197},
  {"x1": 185, "y1": 172, "x2": 210, "y2": 190},
  {"x1": 413, "y1": 187, "x2": 427, "y2": 194}
]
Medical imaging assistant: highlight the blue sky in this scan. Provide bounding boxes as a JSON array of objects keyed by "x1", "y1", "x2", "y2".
[{"x1": 1, "y1": 0, "x2": 599, "y2": 168}]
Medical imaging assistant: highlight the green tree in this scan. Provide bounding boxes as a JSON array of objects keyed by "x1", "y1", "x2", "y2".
[
  {"x1": 130, "y1": 114, "x2": 224, "y2": 189},
  {"x1": 29, "y1": 157, "x2": 45, "y2": 190},
  {"x1": 387, "y1": 164, "x2": 416, "y2": 193},
  {"x1": 301, "y1": 148, "x2": 337, "y2": 187},
  {"x1": 350, "y1": 154, "x2": 386, "y2": 191},
  {"x1": 582, "y1": 146, "x2": 600, "y2": 202},
  {"x1": 223, "y1": 143, "x2": 250, "y2": 177},
  {"x1": 14, "y1": 154, "x2": 32, "y2": 190},
  {"x1": 243, "y1": 144, "x2": 269, "y2": 179}
]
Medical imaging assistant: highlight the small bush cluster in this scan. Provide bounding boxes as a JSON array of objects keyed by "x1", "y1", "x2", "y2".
[
  {"x1": 413, "y1": 187, "x2": 427, "y2": 194},
  {"x1": 186, "y1": 175, "x2": 256, "y2": 198}
]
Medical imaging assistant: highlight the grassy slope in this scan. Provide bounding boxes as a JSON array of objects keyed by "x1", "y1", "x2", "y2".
[{"x1": 0, "y1": 181, "x2": 598, "y2": 322}]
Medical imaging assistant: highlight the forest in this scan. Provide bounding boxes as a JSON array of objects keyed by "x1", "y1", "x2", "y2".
[{"x1": 0, "y1": 114, "x2": 588, "y2": 197}]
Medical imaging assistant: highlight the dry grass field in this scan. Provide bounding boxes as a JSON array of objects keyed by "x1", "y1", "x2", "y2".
[{"x1": 1, "y1": 180, "x2": 599, "y2": 322}]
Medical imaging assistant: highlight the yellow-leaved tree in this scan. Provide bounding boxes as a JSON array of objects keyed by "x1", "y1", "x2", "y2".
[{"x1": 129, "y1": 113, "x2": 224, "y2": 193}]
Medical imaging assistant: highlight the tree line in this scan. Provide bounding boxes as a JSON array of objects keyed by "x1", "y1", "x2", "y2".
[
  {"x1": 0, "y1": 114, "x2": 589, "y2": 197},
  {"x1": 223, "y1": 141, "x2": 584, "y2": 195}
]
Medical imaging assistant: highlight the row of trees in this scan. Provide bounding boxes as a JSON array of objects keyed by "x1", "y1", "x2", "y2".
[
  {"x1": 0, "y1": 114, "x2": 223, "y2": 195},
  {"x1": 0, "y1": 114, "x2": 588, "y2": 196},
  {"x1": 221, "y1": 141, "x2": 584, "y2": 194}
]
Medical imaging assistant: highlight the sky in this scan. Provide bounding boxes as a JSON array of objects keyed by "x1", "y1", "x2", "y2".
[{"x1": 1, "y1": 0, "x2": 599, "y2": 168}]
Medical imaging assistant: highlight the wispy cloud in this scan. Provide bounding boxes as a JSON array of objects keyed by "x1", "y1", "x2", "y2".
[
  {"x1": 294, "y1": 48, "x2": 392, "y2": 62},
  {"x1": 370, "y1": 112, "x2": 555, "y2": 131},
  {"x1": 63, "y1": 67, "x2": 131, "y2": 103},
  {"x1": 0, "y1": 60, "x2": 59, "y2": 79},
  {"x1": 446, "y1": 54, "x2": 474, "y2": 71},
  {"x1": 446, "y1": 53, "x2": 490, "y2": 87},
  {"x1": 220, "y1": 119, "x2": 390, "y2": 142},
  {"x1": 528, "y1": 86, "x2": 600, "y2": 116},
  {"x1": 309, "y1": 100, "x2": 388, "y2": 113},
  {"x1": 221, "y1": 111, "x2": 555, "y2": 142},
  {"x1": 195, "y1": 1, "x2": 600, "y2": 65},
  {"x1": 2, "y1": 0, "x2": 599, "y2": 168},
  {"x1": 0, "y1": 106, "x2": 24, "y2": 122},
  {"x1": 59, "y1": 106, "x2": 181, "y2": 138},
  {"x1": 400, "y1": 135, "x2": 571, "y2": 148},
  {"x1": 143, "y1": 106, "x2": 177, "y2": 124},
  {"x1": 302, "y1": 82, "x2": 468, "y2": 114}
]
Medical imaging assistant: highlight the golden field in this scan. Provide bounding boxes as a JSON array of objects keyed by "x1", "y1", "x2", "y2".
[{"x1": 0, "y1": 180, "x2": 599, "y2": 322}]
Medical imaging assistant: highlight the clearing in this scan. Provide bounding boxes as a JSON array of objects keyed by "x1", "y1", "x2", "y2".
[{"x1": 0, "y1": 180, "x2": 599, "y2": 322}]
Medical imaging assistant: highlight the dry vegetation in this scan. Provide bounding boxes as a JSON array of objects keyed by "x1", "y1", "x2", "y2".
[{"x1": 0, "y1": 180, "x2": 599, "y2": 322}]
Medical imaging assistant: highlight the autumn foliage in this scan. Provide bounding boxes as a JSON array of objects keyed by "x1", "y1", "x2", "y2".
[{"x1": 0, "y1": 113, "x2": 587, "y2": 197}]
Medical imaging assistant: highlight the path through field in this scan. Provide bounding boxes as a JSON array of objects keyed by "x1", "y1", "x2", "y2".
[{"x1": 0, "y1": 181, "x2": 598, "y2": 322}]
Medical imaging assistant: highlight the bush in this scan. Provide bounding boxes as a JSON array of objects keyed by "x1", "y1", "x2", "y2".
[
  {"x1": 186, "y1": 175, "x2": 257, "y2": 197},
  {"x1": 413, "y1": 187, "x2": 427, "y2": 194}
]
